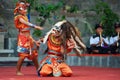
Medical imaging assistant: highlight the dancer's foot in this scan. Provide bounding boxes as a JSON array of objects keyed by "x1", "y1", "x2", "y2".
[
  {"x1": 16, "y1": 72, "x2": 24, "y2": 76},
  {"x1": 37, "y1": 71, "x2": 40, "y2": 76}
]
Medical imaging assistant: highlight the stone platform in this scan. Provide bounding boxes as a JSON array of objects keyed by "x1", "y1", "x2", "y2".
[
  {"x1": 1, "y1": 54, "x2": 119, "y2": 68},
  {"x1": 66, "y1": 54, "x2": 120, "y2": 68}
]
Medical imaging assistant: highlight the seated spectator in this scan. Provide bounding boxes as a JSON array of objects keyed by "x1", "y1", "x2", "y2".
[
  {"x1": 89, "y1": 24, "x2": 110, "y2": 54},
  {"x1": 109, "y1": 23, "x2": 120, "y2": 53}
]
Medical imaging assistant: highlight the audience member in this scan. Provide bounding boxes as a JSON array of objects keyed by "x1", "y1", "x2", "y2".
[
  {"x1": 109, "y1": 23, "x2": 120, "y2": 53},
  {"x1": 89, "y1": 24, "x2": 110, "y2": 54}
]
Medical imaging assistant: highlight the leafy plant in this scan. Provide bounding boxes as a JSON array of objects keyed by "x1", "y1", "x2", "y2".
[
  {"x1": 32, "y1": 29, "x2": 42, "y2": 37},
  {"x1": 33, "y1": 1, "x2": 65, "y2": 37},
  {"x1": 65, "y1": 5, "x2": 79, "y2": 13},
  {"x1": 91, "y1": 0, "x2": 119, "y2": 36},
  {"x1": 13, "y1": 0, "x2": 80, "y2": 37},
  {"x1": 35, "y1": 1, "x2": 64, "y2": 25}
]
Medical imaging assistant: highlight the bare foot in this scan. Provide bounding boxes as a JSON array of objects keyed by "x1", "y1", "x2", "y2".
[{"x1": 16, "y1": 72, "x2": 24, "y2": 76}]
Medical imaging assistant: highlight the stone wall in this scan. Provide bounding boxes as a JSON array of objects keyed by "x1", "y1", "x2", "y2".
[
  {"x1": 0, "y1": 0, "x2": 120, "y2": 50},
  {"x1": 0, "y1": 0, "x2": 120, "y2": 38},
  {"x1": 0, "y1": 33, "x2": 5, "y2": 49},
  {"x1": 66, "y1": 56, "x2": 120, "y2": 68}
]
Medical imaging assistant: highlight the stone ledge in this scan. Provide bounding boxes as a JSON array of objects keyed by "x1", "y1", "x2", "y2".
[
  {"x1": 0, "y1": 55, "x2": 120, "y2": 68},
  {"x1": 0, "y1": 49, "x2": 14, "y2": 53},
  {"x1": 66, "y1": 55, "x2": 120, "y2": 68},
  {"x1": 0, "y1": 57, "x2": 30, "y2": 62},
  {"x1": 0, "y1": 57, "x2": 32, "y2": 66}
]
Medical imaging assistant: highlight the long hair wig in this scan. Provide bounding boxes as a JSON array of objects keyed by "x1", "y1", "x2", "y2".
[
  {"x1": 60, "y1": 21, "x2": 86, "y2": 56},
  {"x1": 43, "y1": 20, "x2": 86, "y2": 57}
]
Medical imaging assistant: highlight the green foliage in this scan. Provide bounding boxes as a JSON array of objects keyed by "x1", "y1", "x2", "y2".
[
  {"x1": 26, "y1": 0, "x2": 35, "y2": 12},
  {"x1": 92, "y1": 0, "x2": 119, "y2": 36},
  {"x1": 66, "y1": 5, "x2": 79, "y2": 13},
  {"x1": 33, "y1": 1, "x2": 65, "y2": 37},
  {"x1": 32, "y1": 29, "x2": 42, "y2": 37},
  {"x1": 13, "y1": 0, "x2": 80, "y2": 37},
  {"x1": 35, "y1": 1, "x2": 64, "y2": 20},
  {"x1": 13, "y1": 0, "x2": 18, "y2": 3}
]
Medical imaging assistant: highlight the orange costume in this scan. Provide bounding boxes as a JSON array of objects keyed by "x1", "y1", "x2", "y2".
[
  {"x1": 14, "y1": 14, "x2": 38, "y2": 59},
  {"x1": 38, "y1": 21, "x2": 75, "y2": 77},
  {"x1": 14, "y1": 1, "x2": 43, "y2": 76}
]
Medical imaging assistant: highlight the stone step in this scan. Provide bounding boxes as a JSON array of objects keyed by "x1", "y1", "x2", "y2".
[
  {"x1": 0, "y1": 49, "x2": 14, "y2": 53},
  {"x1": 0, "y1": 57, "x2": 32, "y2": 66},
  {"x1": 0, "y1": 49, "x2": 15, "y2": 57},
  {"x1": 0, "y1": 55, "x2": 120, "y2": 68},
  {"x1": 0, "y1": 57, "x2": 30, "y2": 62},
  {"x1": 66, "y1": 55, "x2": 120, "y2": 68}
]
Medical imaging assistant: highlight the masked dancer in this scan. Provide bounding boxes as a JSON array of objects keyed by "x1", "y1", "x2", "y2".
[{"x1": 37, "y1": 20, "x2": 86, "y2": 77}]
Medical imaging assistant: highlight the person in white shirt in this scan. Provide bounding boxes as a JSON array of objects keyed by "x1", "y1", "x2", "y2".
[
  {"x1": 109, "y1": 23, "x2": 120, "y2": 53},
  {"x1": 89, "y1": 24, "x2": 110, "y2": 54}
]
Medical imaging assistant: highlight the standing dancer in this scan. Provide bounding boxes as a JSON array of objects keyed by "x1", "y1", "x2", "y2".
[
  {"x1": 14, "y1": 1, "x2": 43, "y2": 75},
  {"x1": 37, "y1": 20, "x2": 86, "y2": 77}
]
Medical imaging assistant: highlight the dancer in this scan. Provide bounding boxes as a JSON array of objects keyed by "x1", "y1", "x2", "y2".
[
  {"x1": 14, "y1": 1, "x2": 43, "y2": 75},
  {"x1": 37, "y1": 20, "x2": 86, "y2": 77}
]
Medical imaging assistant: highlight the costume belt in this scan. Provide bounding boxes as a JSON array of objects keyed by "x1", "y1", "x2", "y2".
[
  {"x1": 17, "y1": 46, "x2": 29, "y2": 53},
  {"x1": 19, "y1": 27, "x2": 30, "y2": 32},
  {"x1": 19, "y1": 28, "x2": 30, "y2": 36},
  {"x1": 48, "y1": 50, "x2": 62, "y2": 56}
]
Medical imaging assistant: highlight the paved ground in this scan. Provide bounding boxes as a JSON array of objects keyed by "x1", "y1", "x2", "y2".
[{"x1": 0, "y1": 66, "x2": 120, "y2": 80}]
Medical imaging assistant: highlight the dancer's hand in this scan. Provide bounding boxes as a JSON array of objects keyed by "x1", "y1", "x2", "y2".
[
  {"x1": 35, "y1": 26, "x2": 44, "y2": 30},
  {"x1": 67, "y1": 39, "x2": 75, "y2": 49},
  {"x1": 39, "y1": 38, "x2": 44, "y2": 42},
  {"x1": 35, "y1": 38, "x2": 44, "y2": 46},
  {"x1": 34, "y1": 40, "x2": 41, "y2": 47}
]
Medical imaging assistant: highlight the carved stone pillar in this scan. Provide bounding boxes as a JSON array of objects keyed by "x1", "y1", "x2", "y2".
[{"x1": 0, "y1": 32, "x2": 6, "y2": 49}]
